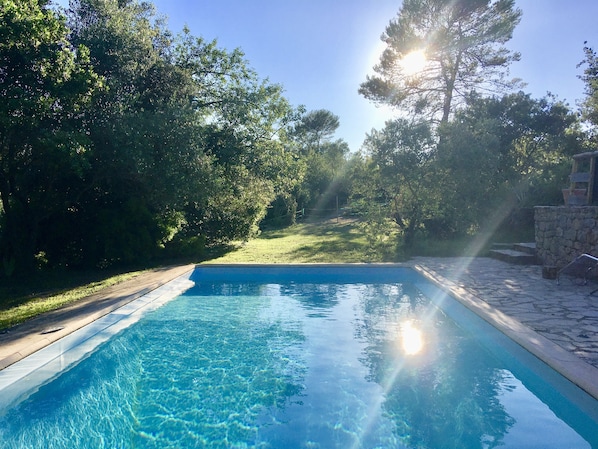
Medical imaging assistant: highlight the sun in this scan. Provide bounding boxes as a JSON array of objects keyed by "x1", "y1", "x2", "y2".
[{"x1": 400, "y1": 50, "x2": 427, "y2": 76}]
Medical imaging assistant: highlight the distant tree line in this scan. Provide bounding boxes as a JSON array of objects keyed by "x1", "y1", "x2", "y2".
[
  {"x1": 2, "y1": 0, "x2": 597, "y2": 276},
  {"x1": 0, "y1": 0, "x2": 349, "y2": 275}
]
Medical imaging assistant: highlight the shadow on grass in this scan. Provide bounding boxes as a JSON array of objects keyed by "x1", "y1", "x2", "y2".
[
  {"x1": 287, "y1": 220, "x2": 401, "y2": 263},
  {"x1": 0, "y1": 266, "x2": 150, "y2": 312},
  {"x1": 251, "y1": 217, "x2": 408, "y2": 263},
  {"x1": 289, "y1": 240, "x2": 369, "y2": 263}
]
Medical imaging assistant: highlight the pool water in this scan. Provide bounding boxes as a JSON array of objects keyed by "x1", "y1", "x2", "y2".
[{"x1": 0, "y1": 266, "x2": 597, "y2": 448}]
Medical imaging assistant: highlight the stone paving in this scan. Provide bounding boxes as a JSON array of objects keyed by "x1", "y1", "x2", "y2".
[{"x1": 413, "y1": 256, "x2": 598, "y2": 370}]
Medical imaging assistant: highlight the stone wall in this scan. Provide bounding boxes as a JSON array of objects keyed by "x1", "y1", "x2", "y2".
[{"x1": 535, "y1": 206, "x2": 598, "y2": 268}]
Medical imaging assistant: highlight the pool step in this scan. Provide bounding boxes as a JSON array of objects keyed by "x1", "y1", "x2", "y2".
[{"x1": 489, "y1": 242, "x2": 539, "y2": 265}]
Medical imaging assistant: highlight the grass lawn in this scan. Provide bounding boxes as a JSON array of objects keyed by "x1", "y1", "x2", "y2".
[
  {"x1": 0, "y1": 271, "x2": 144, "y2": 330},
  {"x1": 0, "y1": 216, "x2": 497, "y2": 331},
  {"x1": 208, "y1": 217, "x2": 398, "y2": 264},
  {"x1": 0, "y1": 218, "x2": 390, "y2": 330}
]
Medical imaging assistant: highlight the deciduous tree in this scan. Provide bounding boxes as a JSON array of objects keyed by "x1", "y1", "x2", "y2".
[
  {"x1": 359, "y1": 119, "x2": 437, "y2": 247},
  {"x1": 0, "y1": 0, "x2": 101, "y2": 273},
  {"x1": 436, "y1": 92, "x2": 582, "y2": 234},
  {"x1": 63, "y1": 0, "x2": 301, "y2": 263}
]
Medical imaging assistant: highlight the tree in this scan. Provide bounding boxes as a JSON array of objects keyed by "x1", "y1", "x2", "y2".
[
  {"x1": 289, "y1": 110, "x2": 350, "y2": 217},
  {"x1": 53, "y1": 0, "x2": 186, "y2": 267},
  {"x1": 174, "y1": 30, "x2": 302, "y2": 241},
  {"x1": 578, "y1": 42, "x2": 598, "y2": 137},
  {"x1": 292, "y1": 109, "x2": 340, "y2": 152},
  {"x1": 359, "y1": 0, "x2": 522, "y2": 125},
  {"x1": 358, "y1": 119, "x2": 437, "y2": 247},
  {"x1": 35, "y1": 0, "x2": 298, "y2": 268},
  {"x1": 0, "y1": 0, "x2": 102, "y2": 274},
  {"x1": 436, "y1": 92, "x2": 583, "y2": 234}
]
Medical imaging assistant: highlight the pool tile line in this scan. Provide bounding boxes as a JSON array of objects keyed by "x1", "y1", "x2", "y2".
[
  {"x1": 412, "y1": 261, "x2": 598, "y2": 401},
  {"x1": 0, "y1": 273, "x2": 196, "y2": 410},
  {"x1": 0, "y1": 264, "x2": 196, "y2": 372}
]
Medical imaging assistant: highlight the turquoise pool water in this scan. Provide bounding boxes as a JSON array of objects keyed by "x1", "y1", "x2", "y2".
[{"x1": 0, "y1": 266, "x2": 596, "y2": 448}]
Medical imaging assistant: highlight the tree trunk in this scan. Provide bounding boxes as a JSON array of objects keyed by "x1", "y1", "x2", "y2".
[{"x1": 0, "y1": 184, "x2": 38, "y2": 275}]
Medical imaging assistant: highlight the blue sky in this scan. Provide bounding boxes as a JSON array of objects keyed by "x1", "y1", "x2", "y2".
[
  {"x1": 148, "y1": 0, "x2": 401, "y2": 150},
  {"x1": 56, "y1": 0, "x2": 598, "y2": 151}
]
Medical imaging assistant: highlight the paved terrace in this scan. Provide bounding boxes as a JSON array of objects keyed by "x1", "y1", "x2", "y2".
[
  {"x1": 0, "y1": 258, "x2": 597, "y2": 400},
  {"x1": 413, "y1": 256, "x2": 598, "y2": 399}
]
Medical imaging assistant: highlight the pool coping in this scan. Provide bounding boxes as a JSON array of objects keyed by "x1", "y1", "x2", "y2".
[
  {"x1": 0, "y1": 264, "x2": 196, "y2": 372},
  {"x1": 412, "y1": 263, "x2": 598, "y2": 402},
  {"x1": 1, "y1": 262, "x2": 597, "y2": 403}
]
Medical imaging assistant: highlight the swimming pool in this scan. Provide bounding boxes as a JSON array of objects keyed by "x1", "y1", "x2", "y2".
[{"x1": 0, "y1": 265, "x2": 597, "y2": 448}]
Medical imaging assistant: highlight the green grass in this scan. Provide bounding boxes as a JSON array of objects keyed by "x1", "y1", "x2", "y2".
[
  {"x1": 0, "y1": 271, "x2": 143, "y2": 330},
  {"x1": 208, "y1": 218, "x2": 398, "y2": 264},
  {"x1": 1, "y1": 216, "x2": 509, "y2": 331}
]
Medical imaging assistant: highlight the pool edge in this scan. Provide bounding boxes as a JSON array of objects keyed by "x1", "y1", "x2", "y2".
[
  {"x1": 412, "y1": 263, "x2": 598, "y2": 402},
  {"x1": 0, "y1": 264, "x2": 196, "y2": 372},
  {"x1": 3, "y1": 261, "x2": 597, "y2": 403}
]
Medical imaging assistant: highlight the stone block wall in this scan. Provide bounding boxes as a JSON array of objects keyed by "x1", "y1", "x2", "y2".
[{"x1": 535, "y1": 206, "x2": 598, "y2": 268}]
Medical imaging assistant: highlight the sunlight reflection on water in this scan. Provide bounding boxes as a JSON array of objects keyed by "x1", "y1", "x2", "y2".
[{"x1": 0, "y1": 267, "x2": 595, "y2": 448}]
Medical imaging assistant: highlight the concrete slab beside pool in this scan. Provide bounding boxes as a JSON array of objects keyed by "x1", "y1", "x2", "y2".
[
  {"x1": 0, "y1": 264, "x2": 196, "y2": 371},
  {"x1": 1, "y1": 258, "x2": 597, "y2": 401},
  {"x1": 412, "y1": 257, "x2": 598, "y2": 401}
]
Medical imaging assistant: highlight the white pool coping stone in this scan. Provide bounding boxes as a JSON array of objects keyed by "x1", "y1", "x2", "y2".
[
  {"x1": 413, "y1": 262, "x2": 598, "y2": 402},
  {"x1": 0, "y1": 265, "x2": 195, "y2": 410}
]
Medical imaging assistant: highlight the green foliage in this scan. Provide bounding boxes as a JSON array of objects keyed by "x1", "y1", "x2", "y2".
[
  {"x1": 262, "y1": 194, "x2": 298, "y2": 229},
  {"x1": 66, "y1": 0, "x2": 303, "y2": 262},
  {"x1": 360, "y1": 0, "x2": 522, "y2": 124},
  {"x1": 578, "y1": 42, "x2": 598, "y2": 138},
  {"x1": 289, "y1": 109, "x2": 351, "y2": 217},
  {"x1": 356, "y1": 0, "x2": 588, "y2": 250},
  {"x1": 356, "y1": 93, "x2": 583, "y2": 249},
  {"x1": 0, "y1": 0, "x2": 304, "y2": 275},
  {"x1": 356, "y1": 0, "x2": 588, "y2": 248},
  {"x1": 436, "y1": 92, "x2": 583, "y2": 234},
  {"x1": 292, "y1": 109, "x2": 340, "y2": 151},
  {"x1": 357, "y1": 119, "x2": 438, "y2": 247},
  {"x1": 0, "y1": 0, "x2": 102, "y2": 273},
  {"x1": 357, "y1": 209, "x2": 401, "y2": 260},
  {"x1": 162, "y1": 234, "x2": 206, "y2": 260},
  {"x1": 94, "y1": 200, "x2": 162, "y2": 266}
]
